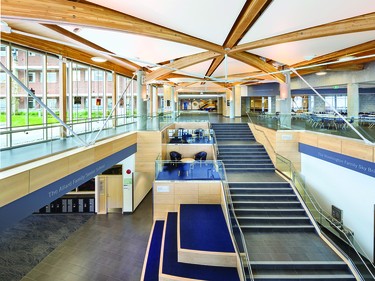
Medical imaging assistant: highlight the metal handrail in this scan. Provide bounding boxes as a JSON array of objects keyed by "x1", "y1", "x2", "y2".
[
  {"x1": 218, "y1": 159, "x2": 254, "y2": 280},
  {"x1": 276, "y1": 153, "x2": 375, "y2": 280}
]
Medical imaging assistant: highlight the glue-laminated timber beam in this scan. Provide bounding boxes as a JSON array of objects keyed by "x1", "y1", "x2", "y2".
[
  {"x1": 231, "y1": 12, "x2": 375, "y2": 53},
  {"x1": 145, "y1": 51, "x2": 222, "y2": 83},
  {"x1": 206, "y1": 0, "x2": 272, "y2": 78},
  {"x1": 292, "y1": 40, "x2": 375, "y2": 68},
  {"x1": 42, "y1": 24, "x2": 140, "y2": 71},
  {"x1": 229, "y1": 52, "x2": 285, "y2": 83},
  {"x1": 1, "y1": 32, "x2": 134, "y2": 77},
  {"x1": 2, "y1": 0, "x2": 224, "y2": 54}
]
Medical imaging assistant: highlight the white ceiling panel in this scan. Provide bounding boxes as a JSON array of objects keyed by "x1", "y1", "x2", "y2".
[
  {"x1": 249, "y1": 30, "x2": 375, "y2": 66},
  {"x1": 86, "y1": 0, "x2": 246, "y2": 45},
  {"x1": 61, "y1": 25, "x2": 205, "y2": 66},
  {"x1": 240, "y1": 0, "x2": 375, "y2": 44},
  {"x1": 212, "y1": 57, "x2": 258, "y2": 78},
  {"x1": 175, "y1": 60, "x2": 213, "y2": 79}
]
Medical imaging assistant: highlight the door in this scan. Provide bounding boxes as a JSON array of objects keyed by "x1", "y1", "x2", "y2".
[{"x1": 106, "y1": 175, "x2": 123, "y2": 213}]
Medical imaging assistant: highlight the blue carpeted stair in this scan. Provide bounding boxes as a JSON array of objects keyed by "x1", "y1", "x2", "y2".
[
  {"x1": 144, "y1": 221, "x2": 165, "y2": 281},
  {"x1": 162, "y1": 212, "x2": 240, "y2": 281},
  {"x1": 180, "y1": 204, "x2": 235, "y2": 252}
]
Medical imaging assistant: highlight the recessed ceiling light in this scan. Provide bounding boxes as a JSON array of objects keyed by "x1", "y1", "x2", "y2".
[
  {"x1": 91, "y1": 57, "x2": 107, "y2": 63},
  {"x1": 338, "y1": 56, "x2": 355, "y2": 62},
  {"x1": 316, "y1": 71, "x2": 327, "y2": 76}
]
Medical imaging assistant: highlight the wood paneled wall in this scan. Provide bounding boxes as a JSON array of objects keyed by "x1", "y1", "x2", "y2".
[
  {"x1": 0, "y1": 133, "x2": 137, "y2": 208},
  {"x1": 153, "y1": 181, "x2": 222, "y2": 220},
  {"x1": 249, "y1": 123, "x2": 375, "y2": 172}
]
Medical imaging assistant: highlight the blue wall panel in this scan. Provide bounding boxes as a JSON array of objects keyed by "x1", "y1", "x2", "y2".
[
  {"x1": 299, "y1": 143, "x2": 375, "y2": 178},
  {"x1": 0, "y1": 144, "x2": 137, "y2": 232}
]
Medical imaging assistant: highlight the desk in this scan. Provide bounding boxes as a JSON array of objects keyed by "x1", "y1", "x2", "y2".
[
  {"x1": 181, "y1": 158, "x2": 194, "y2": 163},
  {"x1": 179, "y1": 158, "x2": 194, "y2": 177}
]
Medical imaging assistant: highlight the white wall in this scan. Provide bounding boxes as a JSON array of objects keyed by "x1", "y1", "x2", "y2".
[{"x1": 301, "y1": 154, "x2": 375, "y2": 262}]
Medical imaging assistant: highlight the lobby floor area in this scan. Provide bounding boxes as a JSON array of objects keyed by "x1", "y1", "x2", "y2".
[{"x1": 19, "y1": 192, "x2": 153, "y2": 281}]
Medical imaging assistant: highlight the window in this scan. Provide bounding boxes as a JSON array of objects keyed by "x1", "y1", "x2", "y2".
[
  {"x1": 92, "y1": 70, "x2": 104, "y2": 81},
  {"x1": 73, "y1": 70, "x2": 81, "y2": 81},
  {"x1": 47, "y1": 72, "x2": 57, "y2": 83},
  {"x1": 28, "y1": 72, "x2": 36, "y2": 83},
  {"x1": 0, "y1": 72, "x2": 6, "y2": 83}
]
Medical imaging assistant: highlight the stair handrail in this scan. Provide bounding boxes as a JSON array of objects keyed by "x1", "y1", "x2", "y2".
[
  {"x1": 208, "y1": 122, "x2": 219, "y2": 158},
  {"x1": 276, "y1": 153, "x2": 375, "y2": 280},
  {"x1": 220, "y1": 163, "x2": 254, "y2": 281}
]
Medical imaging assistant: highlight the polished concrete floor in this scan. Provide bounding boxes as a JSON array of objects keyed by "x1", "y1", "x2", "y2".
[{"x1": 21, "y1": 193, "x2": 153, "y2": 281}]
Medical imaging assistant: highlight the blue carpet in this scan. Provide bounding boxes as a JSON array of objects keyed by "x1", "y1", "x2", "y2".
[
  {"x1": 180, "y1": 204, "x2": 235, "y2": 253},
  {"x1": 157, "y1": 163, "x2": 222, "y2": 180},
  {"x1": 162, "y1": 213, "x2": 240, "y2": 281},
  {"x1": 144, "y1": 220, "x2": 164, "y2": 281}
]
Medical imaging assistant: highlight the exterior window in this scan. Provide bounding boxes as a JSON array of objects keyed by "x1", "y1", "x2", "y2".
[
  {"x1": 28, "y1": 72, "x2": 36, "y2": 83},
  {"x1": 47, "y1": 72, "x2": 57, "y2": 83}
]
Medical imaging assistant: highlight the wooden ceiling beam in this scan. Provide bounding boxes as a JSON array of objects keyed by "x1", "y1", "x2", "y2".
[
  {"x1": 2, "y1": 0, "x2": 224, "y2": 54},
  {"x1": 292, "y1": 40, "x2": 375, "y2": 68},
  {"x1": 231, "y1": 12, "x2": 375, "y2": 53},
  {"x1": 42, "y1": 24, "x2": 140, "y2": 71},
  {"x1": 1, "y1": 32, "x2": 134, "y2": 77},
  {"x1": 229, "y1": 52, "x2": 285, "y2": 82},
  {"x1": 224, "y1": 0, "x2": 272, "y2": 48},
  {"x1": 205, "y1": 0, "x2": 272, "y2": 79},
  {"x1": 145, "y1": 51, "x2": 222, "y2": 83},
  {"x1": 205, "y1": 56, "x2": 225, "y2": 77}
]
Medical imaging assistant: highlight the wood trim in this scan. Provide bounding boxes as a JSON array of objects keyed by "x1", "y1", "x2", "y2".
[
  {"x1": 2, "y1": 0, "x2": 224, "y2": 53},
  {"x1": 1, "y1": 32, "x2": 135, "y2": 77},
  {"x1": 229, "y1": 52, "x2": 285, "y2": 82},
  {"x1": 231, "y1": 12, "x2": 375, "y2": 52},
  {"x1": 145, "y1": 51, "x2": 222, "y2": 83}
]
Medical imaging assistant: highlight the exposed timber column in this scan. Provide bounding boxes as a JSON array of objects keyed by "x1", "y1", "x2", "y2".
[
  {"x1": 59, "y1": 56, "x2": 67, "y2": 137},
  {"x1": 217, "y1": 96, "x2": 222, "y2": 114},
  {"x1": 279, "y1": 72, "x2": 292, "y2": 128},
  {"x1": 137, "y1": 70, "x2": 147, "y2": 130},
  {"x1": 347, "y1": 83, "x2": 359, "y2": 118}
]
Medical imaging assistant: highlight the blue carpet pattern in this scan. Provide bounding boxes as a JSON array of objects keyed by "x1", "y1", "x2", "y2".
[
  {"x1": 0, "y1": 213, "x2": 93, "y2": 281},
  {"x1": 144, "y1": 220, "x2": 165, "y2": 281},
  {"x1": 156, "y1": 163, "x2": 222, "y2": 180},
  {"x1": 162, "y1": 213, "x2": 240, "y2": 281},
  {"x1": 180, "y1": 204, "x2": 235, "y2": 253}
]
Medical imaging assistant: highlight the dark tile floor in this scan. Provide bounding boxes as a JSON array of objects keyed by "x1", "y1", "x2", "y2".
[{"x1": 21, "y1": 192, "x2": 153, "y2": 281}]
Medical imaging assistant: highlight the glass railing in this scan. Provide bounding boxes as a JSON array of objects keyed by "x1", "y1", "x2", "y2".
[
  {"x1": 166, "y1": 128, "x2": 214, "y2": 144},
  {"x1": 177, "y1": 110, "x2": 210, "y2": 122},
  {"x1": 154, "y1": 159, "x2": 225, "y2": 181},
  {"x1": 222, "y1": 179, "x2": 254, "y2": 281},
  {"x1": 247, "y1": 111, "x2": 375, "y2": 144},
  {"x1": 276, "y1": 154, "x2": 375, "y2": 280}
]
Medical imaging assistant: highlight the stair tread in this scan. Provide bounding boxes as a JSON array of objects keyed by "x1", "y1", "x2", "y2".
[
  {"x1": 251, "y1": 261, "x2": 346, "y2": 265},
  {"x1": 253, "y1": 274, "x2": 354, "y2": 278},
  {"x1": 232, "y1": 194, "x2": 296, "y2": 196},
  {"x1": 237, "y1": 216, "x2": 309, "y2": 219},
  {"x1": 241, "y1": 225, "x2": 314, "y2": 228}
]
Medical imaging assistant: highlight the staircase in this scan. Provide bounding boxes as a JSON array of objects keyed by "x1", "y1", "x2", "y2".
[
  {"x1": 141, "y1": 204, "x2": 240, "y2": 281},
  {"x1": 231, "y1": 182, "x2": 315, "y2": 232},
  {"x1": 211, "y1": 122, "x2": 356, "y2": 281}
]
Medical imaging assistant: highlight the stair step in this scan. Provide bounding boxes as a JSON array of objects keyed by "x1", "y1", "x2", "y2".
[
  {"x1": 233, "y1": 202, "x2": 301, "y2": 208},
  {"x1": 241, "y1": 225, "x2": 316, "y2": 232},
  {"x1": 234, "y1": 208, "x2": 307, "y2": 216},
  {"x1": 253, "y1": 274, "x2": 355, "y2": 280},
  {"x1": 229, "y1": 182, "x2": 291, "y2": 188},
  {"x1": 230, "y1": 188, "x2": 293, "y2": 195},
  {"x1": 232, "y1": 195, "x2": 297, "y2": 201},
  {"x1": 251, "y1": 261, "x2": 349, "y2": 270}
]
